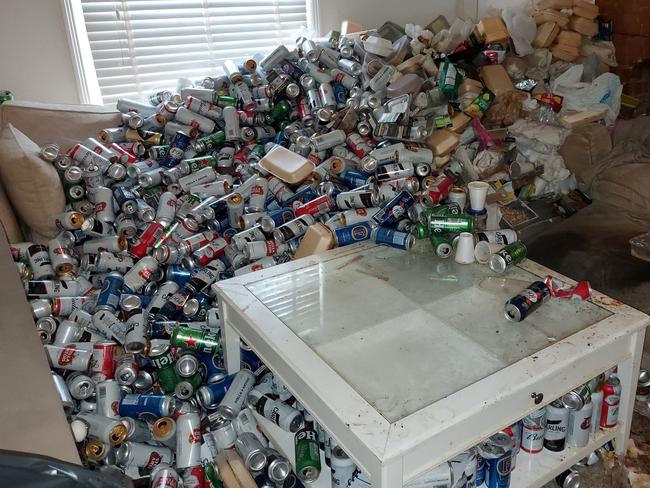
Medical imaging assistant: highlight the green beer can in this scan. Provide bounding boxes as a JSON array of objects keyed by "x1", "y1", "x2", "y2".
[
  {"x1": 170, "y1": 326, "x2": 220, "y2": 353},
  {"x1": 419, "y1": 203, "x2": 462, "y2": 226},
  {"x1": 489, "y1": 242, "x2": 527, "y2": 273},
  {"x1": 430, "y1": 234, "x2": 454, "y2": 258},
  {"x1": 149, "y1": 341, "x2": 179, "y2": 394},
  {"x1": 428, "y1": 215, "x2": 473, "y2": 234},
  {"x1": 294, "y1": 426, "x2": 321, "y2": 482}
]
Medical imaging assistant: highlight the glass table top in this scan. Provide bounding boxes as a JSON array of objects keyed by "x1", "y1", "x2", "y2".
[{"x1": 245, "y1": 243, "x2": 612, "y2": 422}]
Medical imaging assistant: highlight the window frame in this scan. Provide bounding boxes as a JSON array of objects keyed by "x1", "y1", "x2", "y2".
[{"x1": 62, "y1": 0, "x2": 320, "y2": 105}]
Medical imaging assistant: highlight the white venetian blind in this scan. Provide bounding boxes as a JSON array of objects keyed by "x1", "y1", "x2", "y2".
[{"x1": 80, "y1": 0, "x2": 310, "y2": 105}]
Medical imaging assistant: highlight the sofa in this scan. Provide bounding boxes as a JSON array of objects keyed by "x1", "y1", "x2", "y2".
[{"x1": 0, "y1": 101, "x2": 648, "y2": 460}]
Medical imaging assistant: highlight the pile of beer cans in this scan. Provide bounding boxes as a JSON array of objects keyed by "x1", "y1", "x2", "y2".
[{"x1": 7, "y1": 25, "x2": 604, "y2": 488}]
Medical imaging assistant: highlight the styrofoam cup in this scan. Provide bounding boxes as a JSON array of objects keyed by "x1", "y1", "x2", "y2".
[
  {"x1": 509, "y1": 160, "x2": 535, "y2": 179},
  {"x1": 454, "y1": 232, "x2": 476, "y2": 264},
  {"x1": 474, "y1": 241, "x2": 505, "y2": 265},
  {"x1": 468, "y1": 181, "x2": 489, "y2": 212}
]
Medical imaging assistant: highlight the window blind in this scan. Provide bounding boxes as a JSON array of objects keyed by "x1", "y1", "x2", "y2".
[{"x1": 80, "y1": 0, "x2": 310, "y2": 105}]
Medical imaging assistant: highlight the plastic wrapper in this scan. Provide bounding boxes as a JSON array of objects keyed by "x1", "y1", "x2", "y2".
[
  {"x1": 503, "y1": 55, "x2": 529, "y2": 81},
  {"x1": 501, "y1": 7, "x2": 537, "y2": 56},
  {"x1": 473, "y1": 149, "x2": 505, "y2": 180},
  {"x1": 439, "y1": 57, "x2": 462, "y2": 99}
]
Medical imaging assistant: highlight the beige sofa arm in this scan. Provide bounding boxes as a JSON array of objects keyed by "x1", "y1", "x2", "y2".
[{"x1": 559, "y1": 123, "x2": 613, "y2": 192}]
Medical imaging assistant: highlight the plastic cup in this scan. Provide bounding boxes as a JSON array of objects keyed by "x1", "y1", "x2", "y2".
[
  {"x1": 454, "y1": 232, "x2": 476, "y2": 264},
  {"x1": 509, "y1": 160, "x2": 535, "y2": 179},
  {"x1": 468, "y1": 181, "x2": 489, "y2": 212},
  {"x1": 474, "y1": 241, "x2": 505, "y2": 265}
]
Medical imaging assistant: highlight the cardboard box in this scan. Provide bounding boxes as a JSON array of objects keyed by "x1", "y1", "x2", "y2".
[
  {"x1": 569, "y1": 16, "x2": 598, "y2": 37},
  {"x1": 533, "y1": 22, "x2": 560, "y2": 48},
  {"x1": 292, "y1": 223, "x2": 334, "y2": 259},
  {"x1": 459, "y1": 78, "x2": 484, "y2": 97},
  {"x1": 425, "y1": 129, "x2": 460, "y2": 156},
  {"x1": 552, "y1": 43, "x2": 580, "y2": 61},
  {"x1": 535, "y1": 0, "x2": 572, "y2": 9},
  {"x1": 557, "y1": 29, "x2": 583, "y2": 48},
  {"x1": 479, "y1": 64, "x2": 515, "y2": 97},
  {"x1": 450, "y1": 112, "x2": 472, "y2": 133},
  {"x1": 572, "y1": 1, "x2": 599, "y2": 20},
  {"x1": 478, "y1": 17, "x2": 510, "y2": 44},
  {"x1": 559, "y1": 108, "x2": 608, "y2": 128},
  {"x1": 534, "y1": 10, "x2": 570, "y2": 28}
]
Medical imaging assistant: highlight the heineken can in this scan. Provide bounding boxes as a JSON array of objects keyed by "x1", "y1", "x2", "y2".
[
  {"x1": 170, "y1": 327, "x2": 220, "y2": 353},
  {"x1": 489, "y1": 242, "x2": 527, "y2": 274},
  {"x1": 0, "y1": 90, "x2": 14, "y2": 104},
  {"x1": 295, "y1": 426, "x2": 321, "y2": 482},
  {"x1": 430, "y1": 234, "x2": 454, "y2": 258},
  {"x1": 428, "y1": 215, "x2": 473, "y2": 235}
]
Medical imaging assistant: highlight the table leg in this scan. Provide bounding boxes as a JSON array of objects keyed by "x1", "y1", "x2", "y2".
[
  {"x1": 219, "y1": 299, "x2": 241, "y2": 375},
  {"x1": 371, "y1": 458, "x2": 403, "y2": 488},
  {"x1": 615, "y1": 329, "x2": 645, "y2": 454}
]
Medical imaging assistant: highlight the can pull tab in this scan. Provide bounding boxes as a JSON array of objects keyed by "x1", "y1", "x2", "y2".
[{"x1": 531, "y1": 392, "x2": 544, "y2": 405}]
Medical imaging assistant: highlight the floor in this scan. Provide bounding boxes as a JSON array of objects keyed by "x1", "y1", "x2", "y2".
[{"x1": 540, "y1": 412, "x2": 650, "y2": 488}]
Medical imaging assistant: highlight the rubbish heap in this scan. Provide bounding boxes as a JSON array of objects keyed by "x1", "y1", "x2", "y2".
[{"x1": 9, "y1": 1, "x2": 625, "y2": 486}]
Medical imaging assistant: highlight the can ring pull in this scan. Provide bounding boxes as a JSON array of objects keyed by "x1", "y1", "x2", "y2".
[{"x1": 531, "y1": 392, "x2": 544, "y2": 404}]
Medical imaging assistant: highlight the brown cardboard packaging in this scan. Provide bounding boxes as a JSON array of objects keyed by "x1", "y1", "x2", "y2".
[
  {"x1": 569, "y1": 16, "x2": 598, "y2": 37},
  {"x1": 535, "y1": 0, "x2": 572, "y2": 9},
  {"x1": 572, "y1": 1, "x2": 599, "y2": 20},
  {"x1": 557, "y1": 29, "x2": 583, "y2": 48},
  {"x1": 479, "y1": 65, "x2": 515, "y2": 97},
  {"x1": 459, "y1": 78, "x2": 485, "y2": 97},
  {"x1": 533, "y1": 22, "x2": 561, "y2": 48},
  {"x1": 292, "y1": 223, "x2": 335, "y2": 260},
  {"x1": 425, "y1": 129, "x2": 460, "y2": 156},
  {"x1": 534, "y1": 10, "x2": 570, "y2": 28},
  {"x1": 478, "y1": 17, "x2": 510, "y2": 44},
  {"x1": 552, "y1": 43, "x2": 580, "y2": 62},
  {"x1": 559, "y1": 108, "x2": 608, "y2": 128},
  {"x1": 451, "y1": 112, "x2": 472, "y2": 133}
]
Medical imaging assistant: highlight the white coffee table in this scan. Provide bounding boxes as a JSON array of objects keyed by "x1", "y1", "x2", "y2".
[{"x1": 214, "y1": 241, "x2": 649, "y2": 487}]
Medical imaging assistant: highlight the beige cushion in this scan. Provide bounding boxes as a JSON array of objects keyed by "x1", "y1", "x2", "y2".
[
  {"x1": 0, "y1": 124, "x2": 65, "y2": 242},
  {"x1": 592, "y1": 163, "x2": 650, "y2": 216},
  {"x1": 0, "y1": 179, "x2": 22, "y2": 243},
  {"x1": 559, "y1": 123, "x2": 612, "y2": 191},
  {"x1": 0, "y1": 101, "x2": 121, "y2": 149}
]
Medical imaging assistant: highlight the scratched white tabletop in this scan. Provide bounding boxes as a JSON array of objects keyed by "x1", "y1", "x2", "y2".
[{"x1": 245, "y1": 242, "x2": 611, "y2": 422}]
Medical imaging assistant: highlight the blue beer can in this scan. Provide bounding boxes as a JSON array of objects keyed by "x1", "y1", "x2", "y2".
[
  {"x1": 196, "y1": 374, "x2": 236, "y2": 409},
  {"x1": 118, "y1": 393, "x2": 176, "y2": 418},
  {"x1": 341, "y1": 170, "x2": 369, "y2": 189},
  {"x1": 96, "y1": 272, "x2": 124, "y2": 312},
  {"x1": 480, "y1": 432, "x2": 514, "y2": 488},
  {"x1": 166, "y1": 265, "x2": 191, "y2": 288},
  {"x1": 333, "y1": 222, "x2": 373, "y2": 246},
  {"x1": 372, "y1": 227, "x2": 416, "y2": 251},
  {"x1": 370, "y1": 190, "x2": 415, "y2": 227}
]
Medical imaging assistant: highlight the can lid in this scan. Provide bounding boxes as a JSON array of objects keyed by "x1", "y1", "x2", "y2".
[
  {"x1": 268, "y1": 457, "x2": 292, "y2": 482},
  {"x1": 488, "y1": 253, "x2": 507, "y2": 273},
  {"x1": 115, "y1": 441, "x2": 130, "y2": 464},
  {"x1": 564, "y1": 471, "x2": 581, "y2": 488},
  {"x1": 120, "y1": 294, "x2": 142, "y2": 312},
  {"x1": 561, "y1": 391, "x2": 585, "y2": 410},
  {"x1": 248, "y1": 450, "x2": 268, "y2": 472},
  {"x1": 148, "y1": 339, "x2": 170, "y2": 357},
  {"x1": 176, "y1": 353, "x2": 199, "y2": 377},
  {"x1": 504, "y1": 303, "x2": 523, "y2": 322}
]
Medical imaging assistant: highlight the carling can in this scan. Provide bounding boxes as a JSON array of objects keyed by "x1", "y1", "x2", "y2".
[
  {"x1": 212, "y1": 369, "x2": 256, "y2": 420},
  {"x1": 521, "y1": 408, "x2": 546, "y2": 454},
  {"x1": 489, "y1": 242, "x2": 527, "y2": 274},
  {"x1": 331, "y1": 446, "x2": 356, "y2": 487},
  {"x1": 196, "y1": 375, "x2": 236, "y2": 409},
  {"x1": 504, "y1": 281, "x2": 551, "y2": 322},
  {"x1": 601, "y1": 376, "x2": 621, "y2": 428},
  {"x1": 544, "y1": 400, "x2": 569, "y2": 452}
]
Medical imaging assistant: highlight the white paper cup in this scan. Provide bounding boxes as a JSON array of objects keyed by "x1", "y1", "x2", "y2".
[
  {"x1": 474, "y1": 241, "x2": 505, "y2": 265},
  {"x1": 454, "y1": 232, "x2": 476, "y2": 264},
  {"x1": 447, "y1": 187, "x2": 467, "y2": 209},
  {"x1": 468, "y1": 181, "x2": 489, "y2": 212}
]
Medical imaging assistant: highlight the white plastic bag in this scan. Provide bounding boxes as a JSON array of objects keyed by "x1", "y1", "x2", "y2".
[
  {"x1": 433, "y1": 18, "x2": 474, "y2": 53},
  {"x1": 501, "y1": 7, "x2": 537, "y2": 56},
  {"x1": 551, "y1": 65, "x2": 623, "y2": 125}
]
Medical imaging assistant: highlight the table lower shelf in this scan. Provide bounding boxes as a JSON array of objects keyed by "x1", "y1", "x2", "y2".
[
  {"x1": 511, "y1": 429, "x2": 616, "y2": 488},
  {"x1": 254, "y1": 410, "x2": 617, "y2": 488}
]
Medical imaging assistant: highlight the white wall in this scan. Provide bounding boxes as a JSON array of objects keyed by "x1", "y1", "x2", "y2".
[
  {"x1": 0, "y1": 0, "x2": 79, "y2": 104},
  {"x1": 0, "y1": 0, "x2": 526, "y2": 105}
]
